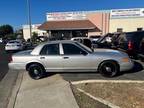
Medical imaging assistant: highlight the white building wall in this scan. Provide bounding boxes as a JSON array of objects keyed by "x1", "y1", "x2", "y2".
[
  {"x1": 23, "y1": 24, "x2": 47, "y2": 40},
  {"x1": 110, "y1": 17, "x2": 144, "y2": 33}
]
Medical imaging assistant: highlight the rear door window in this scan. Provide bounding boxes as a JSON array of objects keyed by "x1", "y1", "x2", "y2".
[{"x1": 40, "y1": 44, "x2": 60, "y2": 55}]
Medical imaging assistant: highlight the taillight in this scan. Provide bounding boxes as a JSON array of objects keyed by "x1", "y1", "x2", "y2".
[
  {"x1": 128, "y1": 41, "x2": 133, "y2": 50},
  {"x1": 17, "y1": 44, "x2": 21, "y2": 46},
  {"x1": 8, "y1": 56, "x2": 12, "y2": 62}
]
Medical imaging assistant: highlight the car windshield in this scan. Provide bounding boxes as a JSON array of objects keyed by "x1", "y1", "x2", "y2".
[
  {"x1": 75, "y1": 42, "x2": 92, "y2": 53},
  {"x1": 96, "y1": 36, "x2": 104, "y2": 42}
]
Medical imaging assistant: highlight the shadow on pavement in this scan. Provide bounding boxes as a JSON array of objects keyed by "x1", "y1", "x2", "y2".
[
  {"x1": 43, "y1": 72, "x2": 56, "y2": 79},
  {"x1": 125, "y1": 61, "x2": 143, "y2": 74}
]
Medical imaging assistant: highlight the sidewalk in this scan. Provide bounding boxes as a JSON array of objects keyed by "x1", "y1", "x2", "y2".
[
  {"x1": 9, "y1": 72, "x2": 79, "y2": 108},
  {"x1": 0, "y1": 70, "x2": 19, "y2": 108}
]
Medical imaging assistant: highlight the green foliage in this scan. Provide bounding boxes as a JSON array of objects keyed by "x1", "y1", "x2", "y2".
[
  {"x1": 31, "y1": 32, "x2": 38, "y2": 43},
  {"x1": 0, "y1": 25, "x2": 14, "y2": 38},
  {"x1": 5, "y1": 33, "x2": 17, "y2": 40}
]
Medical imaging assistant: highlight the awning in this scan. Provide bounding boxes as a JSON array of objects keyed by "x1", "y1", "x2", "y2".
[{"x1": 38, "y1": 20, "x2": 100, "y2": 31}]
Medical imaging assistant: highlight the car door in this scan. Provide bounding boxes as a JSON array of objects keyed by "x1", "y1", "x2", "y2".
[
  {"x1": 39, "y1": 43, "x2": 63, "y2": 72},
  {"x1": 61, "y1": 43, "x2": 96, "y2": 72}
]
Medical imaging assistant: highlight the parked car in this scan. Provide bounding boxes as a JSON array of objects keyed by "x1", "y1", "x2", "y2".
[
  {"x1": 138, "y1": 37, "x2": 144, "y2": 61},
  {"x1": 92, "y1": 33, "x2": 116, "y2": 48},
  {"x1": 0, "y1": 38, "x2": 3, "y2": 43},
  {"x1": 111, "y1": 31, "x2": 144, "y2": 57},
  {"x1": 71, "y1": 37, "x2": 92, "y2": 48},
  {"x1": 9, "y1": 40, "x2": 133, "y2": 79},
  {"x1": 5, "y1": 40, "x2": 24, "y2": 52},
  {"x1": 89, "y1": 35, "x2": 101, "y2": 42}
]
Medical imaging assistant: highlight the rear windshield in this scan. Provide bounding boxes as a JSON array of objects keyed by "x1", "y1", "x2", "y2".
[
  {"x1": 8, "y1": 41, "x2": 20, "y2": 44},
  {"x1": 118, "y1": 33, "x2": 134, "y2": 42}
]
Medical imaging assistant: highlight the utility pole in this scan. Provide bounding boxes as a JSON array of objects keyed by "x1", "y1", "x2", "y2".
[{"x1": 27, "y1": 0, "x2": 32, "y2": 42}]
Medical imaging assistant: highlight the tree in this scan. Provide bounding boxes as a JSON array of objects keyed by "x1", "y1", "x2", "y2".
[
  {"x1": 0, "y1": 24, "x2": 14, "y2": 38},
  {"x1": 31, "y1": 32, "x2": 38, "y2": 43},
  {"x1": 5, "y1": 34, "x2": 17, "y2": 40}
]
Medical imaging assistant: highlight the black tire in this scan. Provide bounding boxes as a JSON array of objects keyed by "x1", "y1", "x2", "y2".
[
  {"x1": 28, "y1": 64, "x2": 45, "y2": 80},
  {"x1": 98, "y1": 61, "x2": 119, "y2": 77}
]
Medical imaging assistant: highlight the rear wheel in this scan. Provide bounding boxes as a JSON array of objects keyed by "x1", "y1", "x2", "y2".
[
  {"x1": 98, "y1": 61, "x2": 119, "y2": 77},
  {"x1": 28, "y1": 64, "x2": 45, "y2": 80}
]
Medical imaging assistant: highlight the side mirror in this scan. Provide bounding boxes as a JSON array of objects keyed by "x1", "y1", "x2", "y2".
[{"x1": 91, "y1": 48, "x2": 94, "y2": 52}]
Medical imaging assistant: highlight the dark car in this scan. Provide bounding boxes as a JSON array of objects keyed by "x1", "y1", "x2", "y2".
[
  {"x1": 71, "y1": 37, "x2": 92, "y2": 48},
  {"x1": 92, "y1": 33, "x2": 117, "y2": 48},
  {"x1": 138, "y1": 37, "x2": 144, "y2": 61},
  {"x1": 89, "y1": 35, "x2": 101, "y2": 42},
  {"x1": 111, "y1": 31, "x2": 144, "y2": 58}
]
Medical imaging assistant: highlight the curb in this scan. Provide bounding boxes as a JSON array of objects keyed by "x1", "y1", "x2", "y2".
[
  {"x1": 77, "y1": 88, "x2": 120, "y2": 108},
  {"x1": 71, "y1": 79, "x2": 144, "y2": 85},
  {"x1": 71, "y1": 80, "x2": 144, "y2": 108},
  {"x1": 7, "y1": 71, "x2": 24, "y2": 108}
]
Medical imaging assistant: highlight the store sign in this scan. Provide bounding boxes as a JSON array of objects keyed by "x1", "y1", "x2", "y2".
[
  {"x1": 111, "y1": 8, "x2": 144, "y2": 18},
  {"x1": 46, "y1": 11, "x2": 88, "y2": 21}
]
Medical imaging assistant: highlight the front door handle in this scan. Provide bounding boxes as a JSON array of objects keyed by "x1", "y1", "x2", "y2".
[
  {"x1": 40, "y1": 57, "x2": 45, "y2": 59},
  {"x1": 63, "y1": 57, "x2": 69, "y2": 59}
]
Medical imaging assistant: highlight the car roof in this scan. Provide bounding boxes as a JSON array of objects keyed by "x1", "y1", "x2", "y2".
[
  {"x1": 31, "y1": 40, "x2": 77, "y2": 55},
  {"x1": 46, "y1": 40, "x2": 76, "y2": 44},
  {"x1": 36, "y1": 40, "x2": 77, "y2": 48},
  {"x1": 71, "y1": 37, "x2": 89, "y2": 39}
]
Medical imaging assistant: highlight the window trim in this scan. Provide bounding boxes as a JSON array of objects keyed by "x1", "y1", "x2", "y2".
[
  {"x1": 61, "y1": 42, "x2": 88, "y2": 55},
  {"x1": 40, "y1": 43, "x2": 60, "y2": 56}
]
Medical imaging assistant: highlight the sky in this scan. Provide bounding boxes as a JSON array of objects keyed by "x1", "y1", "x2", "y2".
[{"x1": 0, "y1": 0, "x2": 144, "y2": 30}]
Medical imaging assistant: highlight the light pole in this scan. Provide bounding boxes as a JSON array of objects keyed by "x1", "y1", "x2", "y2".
[{"x1": 27, "y1": 0, "x2": 32, "y2": 42}]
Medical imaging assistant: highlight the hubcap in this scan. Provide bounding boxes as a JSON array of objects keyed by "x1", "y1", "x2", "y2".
[
  {"x1": 34, "y1": 69, "x2": 39, "y2": 75},
  {"x1": 105, "y1": 66, "x2": 112, "y2": 72}
]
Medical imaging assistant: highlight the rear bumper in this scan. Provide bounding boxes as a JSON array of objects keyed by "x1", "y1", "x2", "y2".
[
  {"x1": 8, "y1": 62, "x2": 26, "y2": 70},
  {"x1": 5, "y1": 46, "x2": 23, "y2": 51}
]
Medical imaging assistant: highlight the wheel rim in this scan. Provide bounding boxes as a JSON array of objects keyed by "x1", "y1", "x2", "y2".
[
  {"x1": 30, "y1": 67, "x2": 42, "y2": 79},
  {"x1": 101, "y1": 63, "x2": 117, "y2": 77},
  {"x1": 34, "y1": 69, "x2": 39, "y2": 75}
]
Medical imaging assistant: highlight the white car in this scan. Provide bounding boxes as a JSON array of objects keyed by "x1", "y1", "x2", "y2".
[
  {"x1": 9, "y1": 40, "x2": 134, "y2": 80},
  {"x1": 5, "y1": 40, "x2": 24, "y2": 52}
]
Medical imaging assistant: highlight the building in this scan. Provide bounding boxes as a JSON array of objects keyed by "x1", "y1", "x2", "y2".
[
  {"x1": 39, "y1": 8, "x2": 144, "y2": 40},
  {"x1": 110, "y1": 8, "x2": 144, "y2": 32},
  {"x1": 23, "y1": 24, "x2": 47, "y2": 40},
  {"x1": 39, "y1": 11, "x2": 110, "y2": 40}
]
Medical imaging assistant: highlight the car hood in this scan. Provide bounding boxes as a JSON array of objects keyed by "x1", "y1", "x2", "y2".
[{"x1": 93, "y1": 48, "x2": 128, "y2": 57}]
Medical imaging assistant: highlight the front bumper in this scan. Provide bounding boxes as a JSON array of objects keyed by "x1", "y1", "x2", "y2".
[{"x1": 119, "y1": 60, "x2": 134, "y2": 72}]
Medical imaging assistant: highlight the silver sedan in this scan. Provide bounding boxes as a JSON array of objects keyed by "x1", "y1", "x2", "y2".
[{"x1": 9, "y1": 40, "x2": 134, "y2": 79}]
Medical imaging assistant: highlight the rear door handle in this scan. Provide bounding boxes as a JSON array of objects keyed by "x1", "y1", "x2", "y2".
[
  {"x1": 63, "y1": 57, "x2": 69, "y2": 59},
  {"x1": 40, "y1": 57, "x2": 45, "y2": 59}
]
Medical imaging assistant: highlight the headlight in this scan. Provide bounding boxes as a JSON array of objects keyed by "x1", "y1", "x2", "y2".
[{"x1": 121, "y1": 57, "x2": 129, "y2": 62}]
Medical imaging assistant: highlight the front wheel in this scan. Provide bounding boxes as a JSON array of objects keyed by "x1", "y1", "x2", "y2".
[
  {"x1": 28, "y1": 64, "x2": 45, "y2": 80},
  {"x1": 98, "y1": 61, "x2": 119, "y2": 77}
]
